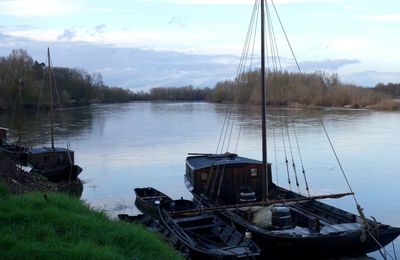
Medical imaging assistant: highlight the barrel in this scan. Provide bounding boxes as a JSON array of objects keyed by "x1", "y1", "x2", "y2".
[{"x1": 271, "y1": 206, "x2": 291, "y2": 229}]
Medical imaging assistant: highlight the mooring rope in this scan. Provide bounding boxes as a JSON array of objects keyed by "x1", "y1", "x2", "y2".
[
  {"x1": 392, "y1": 241, "x2": 398, "y2": 260},
  {"x1": 367, "y1": 229, "x2": 394, "y2": 260}
]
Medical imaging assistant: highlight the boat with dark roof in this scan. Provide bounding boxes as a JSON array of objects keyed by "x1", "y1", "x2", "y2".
[
  {"x1": 26, "y1": 48, "x2": 82, "y2": 182},
  {"x1": 28, "y1": 147, "x2": 82, "y2": 182},
  {"x1": 0, "y1": 127, "x2": 29, "y2": 164},
  {"x1": 184, "y1": 0, "x2": 400, "y2": 258},
  {"x1": 185, "y1": 153, "x2": 400, "y2": 258}
]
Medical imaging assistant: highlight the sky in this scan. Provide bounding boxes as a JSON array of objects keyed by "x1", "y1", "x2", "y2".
[{"x1": 0, "y1": 0, "x2": 400, "y2": 90}]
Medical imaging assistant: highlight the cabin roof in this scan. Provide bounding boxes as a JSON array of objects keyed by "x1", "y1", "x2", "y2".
[
  {"x1": 186, "y1": 153, "x2": 263, "y2": 170},
  {"x1": 29, "y1": 146, "x2": 73, "y2": 155},
  {"x1": 0, "y1": 127, "x2": 9, "y2": 132}
]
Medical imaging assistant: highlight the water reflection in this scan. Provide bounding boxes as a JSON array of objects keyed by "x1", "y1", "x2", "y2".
[{"x1": 0, "y1": 102, "x2": 398, "y2": 256}]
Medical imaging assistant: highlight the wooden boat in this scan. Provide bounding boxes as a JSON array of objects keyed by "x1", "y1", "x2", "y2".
[
  {"x1": 159, "y1": 198, "x2": 260, "y2": 259},
  {"x1": 186, "y1": 153, "x2": 400, "y2": 258},
  {"x1": 27, "y1": 48, "x2": 82, "y2": 182},
  {"x1": 0, "y1": 127, "x2": 29, "y2": 164},
  {"x1": 0, "y1": 80, "x2": 30, "y2": 165},
  {"x1": 134, "y1": 187, "x2": 172, "y2": 219},
  {"x1": 121, "y1": 193, "x2": 260, "y2": 259},
  {"x1": 184, "y1": 1, "x2": 400, "y2": 258},
  {"x1": 28, "y1": 147, "x2": 82, "y2": 182}
]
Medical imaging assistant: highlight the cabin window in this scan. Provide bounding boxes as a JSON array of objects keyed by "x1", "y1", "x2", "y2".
[
  {"x1": 57, "y1": 155, "x2": 66, "y2": 165},
  {"x1": 200, "y1": 171, "x2": 208, "y2": 182},
  {"x1": 250, "y1": 168, "x2": 258, "y2": 177}
]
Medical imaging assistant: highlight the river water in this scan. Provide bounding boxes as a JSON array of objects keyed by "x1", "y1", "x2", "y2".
[{"x1": 1, "y1": 101, "x2": 399, "y2": 257}]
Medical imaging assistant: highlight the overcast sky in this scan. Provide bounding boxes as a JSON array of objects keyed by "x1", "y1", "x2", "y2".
[{"x1": 1, "y1": 0, "x2": 399, "y2": 90}]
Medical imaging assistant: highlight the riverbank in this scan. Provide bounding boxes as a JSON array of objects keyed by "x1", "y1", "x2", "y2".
[{"x1": 0, "y1": 157, "x2": 183, "y2": 259}]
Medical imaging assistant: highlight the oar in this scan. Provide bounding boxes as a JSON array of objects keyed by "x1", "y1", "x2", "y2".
[{"x1": 169, "y1": 192, "x2": 354, "y2": 216}]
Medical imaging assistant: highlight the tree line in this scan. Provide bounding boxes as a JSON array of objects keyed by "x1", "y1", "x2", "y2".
[
  {"x1": 374, "y1": 82, "x2": 400, "y2": 98},
  {"x1": 0, "y1": 49, "x2": 134, "y2": 111},
  {"x1": 1, "y1": 49, "x2": 399, "y2": 111},
  {"x1": 205, "y1": 70, "x2": 394, "y2": 108}
]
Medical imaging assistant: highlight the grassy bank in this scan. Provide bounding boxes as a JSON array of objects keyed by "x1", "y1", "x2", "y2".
[{"x1": 0, "y1": 183, "x2": 182, "y2": 260}]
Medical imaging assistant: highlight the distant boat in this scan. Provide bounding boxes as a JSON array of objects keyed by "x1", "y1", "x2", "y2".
[
  {"x1": 134, "y1": 187, "x2": 173, "y2": 219},
  {"x1": 0, "y1": 78, "x2": 30, "y2": 164},
  {"x1": 184, "y1": 0, "x2": 400, "y2": 258},
  {"x1": 124, "y1": 187, "x2": 260, "y2": 259},
  {"x1": 27, "y1": 48, "x2": 82, "y2": 182},
  {"x1": 0, "y1": 127, "x2": 29, "y2": 164},
  {"x1": 28, "y1": 147, "x2": 82, "y2": 182}
]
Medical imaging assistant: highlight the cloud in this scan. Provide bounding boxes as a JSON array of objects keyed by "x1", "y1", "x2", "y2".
[
  {"x1": 0, "y1": 33, "x2": 238, "y2": 90},
  {"x1": 57, "y1": 29, "x2": 76, "y2": 41},
  {"x1": 140, "y1": 0, "x2": 339, "y2": 5},
  {"x1": 168, "y1": 17, "x2": 187, "y2": 28},
  {"x1": 357, "y1": 14, "x2": 400, "y2": 21},
  {"x1": 0, "y1": 0, "x2": 84, "y2": 17},
  {"x1": 4, "y1": 27, "x2": 217, "y2": 53},
  {"x1": 1, "y1": 33, "x2": 394, "y2": 91},
  {"x1": 341, "y1": 71, "x2": 400, "y2": 87},
  {"x1": 287, "y1": 59, "x2": 360, "y2": 71},
  {"x1": 15, "y1": 25, "x2": 35, "y2": 30},
  {"x1": 93, "y1": 24, "x2": 107, "y2": 35}
]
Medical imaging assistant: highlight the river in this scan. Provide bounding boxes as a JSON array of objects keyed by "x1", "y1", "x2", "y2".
[{"x1": 1, "y1": 101, "x2": 399, "y2": 258}]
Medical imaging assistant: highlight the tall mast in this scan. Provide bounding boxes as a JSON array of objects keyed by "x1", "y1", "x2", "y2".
[
  {"x1": 260, "y1": 0, "x2": 268, "y2": 197},
  {"x1": 47, "y1": 47, "x2": 55, "y2": 150}
]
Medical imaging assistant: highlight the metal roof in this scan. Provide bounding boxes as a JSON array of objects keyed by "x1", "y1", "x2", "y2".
[{"x1": 186, "y1": 153, "x2": 263, "y2": 170}]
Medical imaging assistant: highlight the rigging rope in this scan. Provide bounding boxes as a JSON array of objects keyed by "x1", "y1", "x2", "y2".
[
  {"x1": 235, "y1": 2, "x2": 260, "y2": 153},
  {"x1": 216, "y1": 110, "x2": 229, "y2": 153},
  {"x1": 285, "y1": 121, "x2": 300, "y2": 194},
  {"x1": 280, "y1": 116, "x2": 291, "y2": 190},
  {"x1": 271, "y1": 120, "x2": 279, "y2": 185},
  {"x1": 270, "y1": 0, "x2": 302, "y2": 74},
  {"x1": 290, "y1": 117, "x2": 310, "y2": 196},
  {"x1": 218, "y1": 0, "x2": 259, "y2": 154}
]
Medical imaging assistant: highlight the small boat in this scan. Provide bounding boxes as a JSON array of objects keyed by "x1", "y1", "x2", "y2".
[
  {"x1": 26, "y1": 48, "x2": 82, "y2": 183},
  {"x1": 0, "y1": 127, "x2": 29, "y2": 164},
  {"x1": 134, "y1": 187, "x2": 172, "y2": 219},
  {"x1": 157, "y1": 198, "x2": 260, "y2": 259}
]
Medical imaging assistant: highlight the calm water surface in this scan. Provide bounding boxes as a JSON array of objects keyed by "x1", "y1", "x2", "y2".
[{"x1": 1, "y1": 102, "x2": 399, "y2": 257}]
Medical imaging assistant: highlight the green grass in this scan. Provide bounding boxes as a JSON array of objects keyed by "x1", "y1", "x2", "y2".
[{"x1": 0, "y1": 183, "x2": 183, "y2": 260}]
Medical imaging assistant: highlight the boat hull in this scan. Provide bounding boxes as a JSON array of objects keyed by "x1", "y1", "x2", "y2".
[
  {"x1": 31, "y1": 164, "x2": 82, "y2": 182},
  {"x1": 0, "y1": 145, "x2": 29, "y2": 165},
  {"x1": 134, "y1": 187, "x2": 172, "y2": 219},
  {"x1": 158, "y1": 199, "x2": 260, "y2": 259},
  {"x1": 192, "y1": 192, "x2": 400, "y2": 259}
]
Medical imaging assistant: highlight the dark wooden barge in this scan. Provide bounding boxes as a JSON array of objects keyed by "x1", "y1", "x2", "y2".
[{"x1": 185, "y1": 153, "x2": 400, "y2": 259}]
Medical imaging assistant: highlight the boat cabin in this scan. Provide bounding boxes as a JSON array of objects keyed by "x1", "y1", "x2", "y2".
[
  {"x1": 28, "y1": 147, "x2": 74, "y2": 170},
  {"x1": 185, "y1": 153, "x2": 273, "y2": 204},
  {"x1": 0, "y1": 127, "x2": 8, "y2": 146}
]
